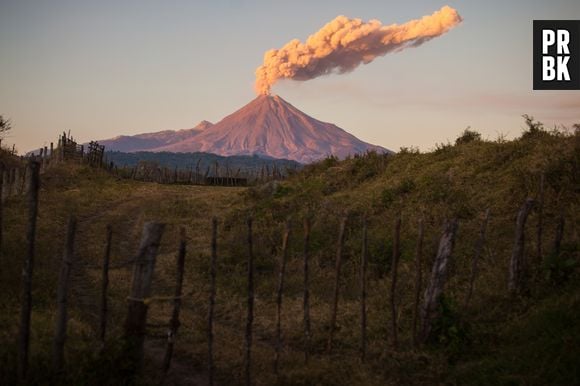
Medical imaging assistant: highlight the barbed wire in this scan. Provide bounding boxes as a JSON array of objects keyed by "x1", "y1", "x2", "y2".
[
  {"x1": 125, "y1": 289, "x2": 195, "y2": 306},
  {"x1": 77, "y1": 257, "x2": 136, "y2": 270}
]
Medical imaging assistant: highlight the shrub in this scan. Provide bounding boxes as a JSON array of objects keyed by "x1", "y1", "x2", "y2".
[{"x1": 455, "y1": 127, "x2": 482, "y2": 145}]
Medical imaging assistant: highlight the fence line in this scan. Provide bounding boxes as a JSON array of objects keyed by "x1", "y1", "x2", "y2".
[{"x1": 5, "y1": 166, "x2": 568, "y2": 383}]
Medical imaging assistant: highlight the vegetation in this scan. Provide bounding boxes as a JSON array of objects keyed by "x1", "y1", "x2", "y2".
[
  {"x1": 0, "y1": 122, "x2": 578, "y2": 385},
  {"x1": 106, "y1": 150, "x2": 302, "y2": 176},
  {"x1": 0, "y1": 115, "x2": 11, "y2": 138}
]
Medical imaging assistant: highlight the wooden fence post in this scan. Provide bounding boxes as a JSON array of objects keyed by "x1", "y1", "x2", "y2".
[
  {"x1": 327, "y1": 215, "x2": 348, "y2": 353},
  {"x1": 412, "y1": 218, "x2": 424, "y2": 348},
  {"x1": 509, "y1": 198, "x2": 534, "y2": 295},
  {"x1": 208, "y1": 217, "x2": 217, "y2": 386},
  {"x1": 303, "y1": 217, "x2": 312, "y2": 364},
  {"x1": 274, "y1": 220, "x2": 291, "y2": 376},
  {"x1": 17, "y1": 160, "x2": 40, "y2": 381},
  {"x1": 418, "y1": 219, "x2": 458, "y2": 344},
  {"x1": 124, "y1": 222, "x2": 165, "y2": 373},
  {"x1": 464, "y1": 209, "x2": 490, "y2": 309},
  {"x1": 52, "y1": 215, "x2": 77, "y2": 372},
  {"x1": 389, "y1": 214, "x2": 401, "y2": 350},
  {"x1": 360, "y1": 217, "x2": 368, "y2": 361},
  {"x1": 244, "y1": 218, "x2": 254, "y2": 386},
  {"x1": 161, "y1": 227, "x2": 187, "y2": 380},
  {"x1": 99, "y1": 225, "x2": 112, "y2": 348}
]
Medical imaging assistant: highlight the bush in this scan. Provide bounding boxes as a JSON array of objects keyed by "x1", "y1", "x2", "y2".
[{"x1": 455, "y1": 127, "x2": 482, "y2": 145}]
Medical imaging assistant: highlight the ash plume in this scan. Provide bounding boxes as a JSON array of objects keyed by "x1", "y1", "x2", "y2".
[{"x1": 255, "y1": 5, "x2": 462, "y2": 95}]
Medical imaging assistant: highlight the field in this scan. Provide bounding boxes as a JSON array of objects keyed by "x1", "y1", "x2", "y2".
[{"x1": 0, "y1": 126, "x2": 578, "y2": 385}]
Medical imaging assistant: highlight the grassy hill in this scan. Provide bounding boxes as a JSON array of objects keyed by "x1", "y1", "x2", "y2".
[{"x1": 0, "y1": 125, "x2": 578, "y2": 385}]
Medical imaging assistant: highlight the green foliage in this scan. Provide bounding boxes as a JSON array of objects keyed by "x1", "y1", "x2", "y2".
[
  {"x1": 321, "y1": 154, "x2": 339, "y2": 168},
  {"x1": 543, "y1": 243, "x2": 578, "y2": 285},
  {"x1": 398, "y1": 146, "x2": 420, "y2": 154},
  {"x1": 433, "y1": 141, "x2": 454, "y2": 154},
  {"x1": 428, "y1": 296, "x2": 471, "y2": 360},
  {"x1": 381, "y1": 178, "x2": 416, "y2": 208},
  {"x1": 368, "y1": 237, "x2": 392, "y2": 277},
  {"x1": 452, "y1": 282, "x2": 580, "y2": 386},
  {"x1": 273, "y1": 182, "x2": 293, "y2": 198}
]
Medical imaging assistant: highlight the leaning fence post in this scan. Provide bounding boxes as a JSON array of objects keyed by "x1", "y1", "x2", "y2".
[
  {"x1": 52, "y1": 215, "x2": 77, "y2": 372},
  {"x1": 274, "y1": 220, "x2": 291, "y2": 376},
  {"x1": 161, "y1": 227, "x2": 187, "y2": 380},
  {"x1": 418, "y1": 219, "x2": 458, "y2": 344},
  {"x1": 244, "y1": 218, "x2": 254, "y2": 386},
  {"x1": 208, "y1": 217, "x2": 217, "y2": 386},
  {"x1": 509, "y1": 198, "x2": 534, "y2": 295},
  {"x1": 17, "y1": 160, "x2": 40, "y2": 381},
  {"x1": 327, "y1": 215, "x2": 348, "y2": 353},
  {"x1": 123, "y1": 222, "x2": 165, "y2": 373},
  {"x1": 99, "y1": 225, "x2": 113, "y2": 348}
]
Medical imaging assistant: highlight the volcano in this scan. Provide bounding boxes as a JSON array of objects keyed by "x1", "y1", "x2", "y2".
[{"x1": 101, "y1": 95, "x2": 387, "y2": 163}]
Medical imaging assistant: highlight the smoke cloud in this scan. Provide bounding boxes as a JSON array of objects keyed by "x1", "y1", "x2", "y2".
[{"x1": 255, "y1": 6, "x2": 462, "y2": 95}]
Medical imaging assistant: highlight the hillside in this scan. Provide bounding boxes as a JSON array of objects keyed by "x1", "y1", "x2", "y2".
[
  {"x1": 105, "y1": 150, "x2": 302, "y2": 176},
  {"x1": 0, "y1": 126, "x2": 578, "y2": 385}
]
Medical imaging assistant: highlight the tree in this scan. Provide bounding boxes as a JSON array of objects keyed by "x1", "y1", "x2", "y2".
[
  {"x1": 521, "y1": 114, "x2": 545, "y2": 137},
  {"x1": 0, "y1": 115, "x2": 11, "y2": 138}
]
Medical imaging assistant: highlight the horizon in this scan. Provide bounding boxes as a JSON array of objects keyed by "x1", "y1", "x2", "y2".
[{"x1": 1, "y1": 0, "x2": 580, "y2": 153}]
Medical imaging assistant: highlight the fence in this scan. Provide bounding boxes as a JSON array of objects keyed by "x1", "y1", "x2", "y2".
[
  {"x1": 5, "y1": 159, "x2": 569, "y2": 385},
  {"x1": 1, "y1": 132, "x2": 107, "y2": 202}
]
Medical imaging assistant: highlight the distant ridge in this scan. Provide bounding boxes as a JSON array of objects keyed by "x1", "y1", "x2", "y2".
[{"x1": 98, "y1": 120, "x2": 212, "y2": 152}]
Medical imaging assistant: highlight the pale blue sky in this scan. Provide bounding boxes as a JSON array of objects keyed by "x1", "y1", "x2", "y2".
[{"x1": 1, "y1": 0, "x2": 579, "y2": 153}]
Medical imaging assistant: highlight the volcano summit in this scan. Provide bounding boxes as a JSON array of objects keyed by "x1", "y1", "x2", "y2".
[{"x1": 101, "y1": 95, "x2": 387, "y2": 164}]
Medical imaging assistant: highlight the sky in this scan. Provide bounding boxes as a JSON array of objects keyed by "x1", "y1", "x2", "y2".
[{"x1": 1, "y1": 0, "x2": 579, "y2": 153}]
